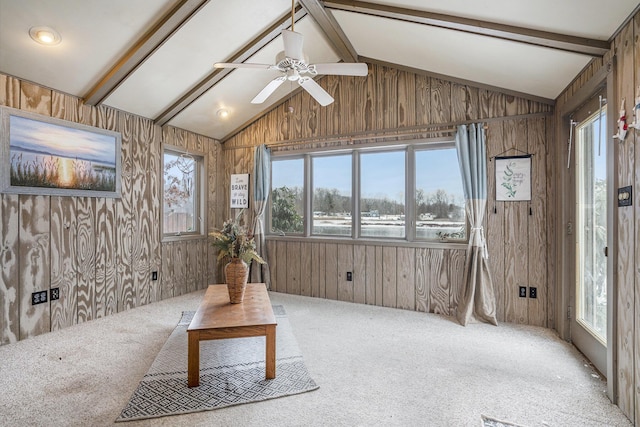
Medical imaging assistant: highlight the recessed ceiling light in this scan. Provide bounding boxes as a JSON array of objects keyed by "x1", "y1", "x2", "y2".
[
  {"x1": 217, "y1": 109, "x2": 229, "y2": 118},
  {"x1": 29, "y1": 26, "x2": 62, "y2": 46}
]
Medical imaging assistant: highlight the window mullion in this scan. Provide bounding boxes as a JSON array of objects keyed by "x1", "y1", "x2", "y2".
[
  {"x1": 304, "y1": 154, "x2": 312, "y2": 237},
  {"x1": 353, "y1": 151, "x2": 360, "y2": 239},
  {"x1": 406, "y1": 146, "x2": 415, "y2": 242}
]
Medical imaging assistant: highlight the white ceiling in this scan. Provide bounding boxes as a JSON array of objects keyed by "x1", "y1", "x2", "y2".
[{"x1": 1, "y1": 0, "x2": 638, "y2": 141}]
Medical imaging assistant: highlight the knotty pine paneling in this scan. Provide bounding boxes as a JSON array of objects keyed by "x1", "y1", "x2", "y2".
[
  {"x1": 634, "y1": 14, "x2": 640, "y2": 426},
  {"x1": 226, "y1": 62, "x2": 553, "y2": 331},
  {"x1": 49, "y1": 196, "x2": 77, "y2": 331},
  {"x1": 0, "y1": 75, "x2": 222, "y2": 347},
  {"x1": 0, "y1": 194, "x2": 19, "y2": 344},
  {"x1": 615, "y1": 22, "x2": 636, "y2": 422}
]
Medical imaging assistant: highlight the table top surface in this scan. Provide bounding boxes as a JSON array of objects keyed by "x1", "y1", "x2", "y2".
[{"x1": 187, "y1": 283, "x2": 276, "y2": 332}]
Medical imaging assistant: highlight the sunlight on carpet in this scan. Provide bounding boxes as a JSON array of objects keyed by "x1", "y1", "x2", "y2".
[
  {"x1": 482, "y1": 414, "x2": 528, "y2": 427},
  {"x1": 116, "y1": 306, "x2": 318, "y2": 422}
]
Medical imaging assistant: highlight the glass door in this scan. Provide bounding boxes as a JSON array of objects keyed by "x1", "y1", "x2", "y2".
[{"x1": 573, "y1": 100, "x2": 608, "y2": 376}]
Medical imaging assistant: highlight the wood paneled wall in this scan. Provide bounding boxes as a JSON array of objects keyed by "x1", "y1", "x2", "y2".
[
  {"x1": 554, "y1": 10, "x2": 640, "y2": 425},
  {"x1": 224, "y1": 64, "x2": 554, "y2": 327},
  {"x1": 0, "y1": 74, "x2": 222, "y2": 345}
]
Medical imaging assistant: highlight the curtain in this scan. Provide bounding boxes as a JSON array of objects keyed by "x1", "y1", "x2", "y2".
[
  {"x1": 455, "y1": 124, "x2": 498, "y2": 326},
  {"x1": 250, "y1": 144, "x2": 272, "y2": 288}
]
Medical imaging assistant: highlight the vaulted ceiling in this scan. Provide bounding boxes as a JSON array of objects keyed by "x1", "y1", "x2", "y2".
[{"x1": 1, "y1": 0, "x2": 638, "y2": 141}]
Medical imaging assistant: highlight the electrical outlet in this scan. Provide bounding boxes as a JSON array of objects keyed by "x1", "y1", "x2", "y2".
[
  {"x1": 31, "y1": 291, "x2": 48, "y2": 305},
  {"x1": 519, "y1": 286, "x2": 527, "y2": 298},
  {"x1": 152, "y1": 271, "x2": 158, "y2": 281},
  {"x1": 529, "y1": 287, "x2": 537, "y2": 299},
  {"x1": 50, "y1": 288, "x2": 60, "y2": 301},
  {"x1": 346, "y1": 272, "x2": 353, "y2": 282}
]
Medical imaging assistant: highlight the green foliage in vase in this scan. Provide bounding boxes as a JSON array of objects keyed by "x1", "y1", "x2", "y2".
[{"x1": 209, "y1": 210, "x2": 265, "y2": 265}]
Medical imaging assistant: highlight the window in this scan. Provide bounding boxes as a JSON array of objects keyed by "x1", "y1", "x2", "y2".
[
  {"x1": 415, "y1": 147, "x2": 466, "y2": 240},
  {"x1": 312, "y1": 154, "x2": 352, "y2": 236},
  {"x1": 360, "y1": 150, "x2": 405, "y2": 238},
  {"x1": 163, "y1": 148, "x2": 203, "y2": 236},
  {"x1": 271, "y1": 157, "x2": 304, "y2": 234},
  {"x1": 269, "y1": 141, "x2": 467, "y2": 243}
]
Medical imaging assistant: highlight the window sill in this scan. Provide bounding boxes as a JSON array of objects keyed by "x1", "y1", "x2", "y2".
[
  {"x1": 162, "y1": 233, "x2": 208, "y2": 243},
  {"x1": 265, "y1": 234, "x2": 467, "y2": 250}
]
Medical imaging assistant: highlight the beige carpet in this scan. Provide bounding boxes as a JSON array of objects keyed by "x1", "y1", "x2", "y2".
[{"x1": 0, "y1": 289, "x2": 632, "y2": 426}]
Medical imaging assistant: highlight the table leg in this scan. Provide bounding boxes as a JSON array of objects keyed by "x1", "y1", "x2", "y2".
[
  {"x1": 265, "y1": 324, "x2": 276, "y2": 379},
  {"x1": 188, "y1": 331, "x2": 200, "y2": 387}
]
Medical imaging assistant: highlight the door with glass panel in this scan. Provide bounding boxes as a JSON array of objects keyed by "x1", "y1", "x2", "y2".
[{"x1": 572, "y1": 94, "x2": 608, "y2": 376}]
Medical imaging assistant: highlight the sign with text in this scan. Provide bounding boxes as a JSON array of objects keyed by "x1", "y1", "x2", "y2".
[{"x1": 230, "y1": 173, "x2": 249, "y2": 208}]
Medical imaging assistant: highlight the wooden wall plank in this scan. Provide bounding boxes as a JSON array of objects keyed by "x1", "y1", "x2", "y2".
[
  {"x1": 527, "y1": 118, "x2": 548, "y2": 327},
  {"x1": 50, "y1": 197, "x2": 77, "y2": 331},
  {"x1": 325, "y1": 243, "x2": 338, "y2": 300},
  {"x1": 428, "y1": 249, "x2": 449, "y2": 315},
  {"x1": 415, "y1": 248, "x2": 430, "y2": 313},
  {"x1": 0, "y1": 195, "x2": 20, "y2": 344},
  {"x1": 353, "y1": 245, "x2": 366, "y2": 304},
  {"x1": 20, "y1": 81, "x2": 51, "y2": 115},
  {"x1": 375, "y1": 246, "x2": 383, "y2": 306},
  {"x1": 431, "y1": 78, "x2": 451, "y2": 125},
  {"x1": 287, "y1": 241, "x2": 302, "y2": 295},
  {"x1": 396, "y1": 247, "x2": 415, "y2": 310},
  {"x1": 274, "y1": 241, "x2": 286, "y2": 293},
  {"x1": 76, "y1": 197, "x2": 96, "y2": 323},
  {"x1": 312, "y1": 242, "x2": 326, "y2": 298},
  {"x1": 173, "y1": 243, "x2": 186, "y2": 296},
  {"x1": 266, "y1": 239, "x2": 277, "y2": 290},
  {"x1": 116, "y1": 112, "x2": 134, "y2": 311},
  {"x1": 382, "y1": 246, "x2": 397, "y2": 308},
  {"x1": 634, "y1": 14, "x2": 640, "y2": 425},
  {"x1": 0, "y1": 74, "x2": 20, "y2": 107},
  {"x1": 337, "y1": 244, "x2": 354, "y2": 302},
  {"x1": 300, "y1": 242, "x2": 312, "y2": 296},
  {"x1": 615, "y1": 22, "x2": 635, "y2": 421},
  {"x1": 364, "y1": 245, "x2": 376, "y2": 305},
  {"x1": 94, "y1": 198, "x2": 116, "y2": 317},
  {"x1": 503, "y1": 119, "x2": 529, "y2": 324},
  {"x1": 161, "y1": 242, "x2": 174, "y2": 298},
  {"x1": 397, "y1": 71, "x2": 416, "y2": 128},
  {"x1": 415, "y1": 74, "x2": 431, "y2": 126},
  {"x1": 19, "y1": 195, "x2": 50, "y2": 339},
  {"x1": 132, "y1": 117, "x2": 151, "y2": 306},
  {"x1": 447, "y1": 249, "x2": 466, "y2": 316}
]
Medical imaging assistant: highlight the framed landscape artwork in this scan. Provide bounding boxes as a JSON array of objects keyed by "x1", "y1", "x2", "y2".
[{"x1": 0, "y1": 106, "x2": 121, "y2": 198}]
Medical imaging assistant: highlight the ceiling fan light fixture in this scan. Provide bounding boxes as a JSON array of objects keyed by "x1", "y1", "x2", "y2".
[{"x1": 29, "y1": 26, "x2": 61, "y2": 46}]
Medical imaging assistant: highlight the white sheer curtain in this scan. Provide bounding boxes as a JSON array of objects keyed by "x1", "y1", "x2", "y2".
[
  {"x1": 455, "y1": 124, "x2": 498, "y2": 326},
  {"x1": 250, "y1": 144, "x2": 271, "y2": 288}
]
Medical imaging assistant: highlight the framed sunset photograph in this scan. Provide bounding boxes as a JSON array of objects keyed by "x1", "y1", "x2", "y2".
[{"x1": 0, "y1": 106, "x2": 121, "y2": 198}]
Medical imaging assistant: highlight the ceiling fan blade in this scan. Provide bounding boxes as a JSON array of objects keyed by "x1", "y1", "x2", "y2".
[
  {"x1": 214, "y1": 62, "x2": 274, "y2": 70},
  {"x1": 298, "y1": 78, "x2": 334, "y2": 106},
  {"x1": 310, "y1": 62, "x2": 368, "y2": 76},
  {"x1": 251, "y1": 77, "x2": 286, "y2": 104},
  {"x1": 282, "y1": 29, "x2": 304, "y2": 61}
]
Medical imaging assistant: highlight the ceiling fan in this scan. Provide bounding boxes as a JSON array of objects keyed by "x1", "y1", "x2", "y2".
[{"x1": 213, "y1": 4, "x2": 368, "y2": 106}]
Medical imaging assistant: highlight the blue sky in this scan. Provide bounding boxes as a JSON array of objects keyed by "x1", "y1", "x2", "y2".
[
  {"x1": 271, "y1": 148, "x2": 464, "y2": 202},
  {"x1": 10, "y1": 115, "x2": 116, "y2": 164}
]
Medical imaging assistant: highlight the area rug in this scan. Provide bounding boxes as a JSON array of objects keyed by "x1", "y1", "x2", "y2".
[
  {"x1": 116, "y1": 306, "x2": 318, "y2": 422},
  {"x1": 481, "y1": 414, "x2": 528, "y2": 427}
]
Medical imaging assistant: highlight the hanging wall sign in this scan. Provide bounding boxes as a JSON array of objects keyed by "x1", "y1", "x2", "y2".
[
  {"x1": 230, "y1": 173, "x2": 249, "y2": 208},
  {"x1": 495, "y1": 155, "x2": 531, "y2": 201}
]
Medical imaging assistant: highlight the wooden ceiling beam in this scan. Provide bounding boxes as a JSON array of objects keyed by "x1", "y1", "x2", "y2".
[
  {"x1": 298, "y1": 0, "x2": 359, "y2": 62},
  {"x1": 84, "y1": 0, "x2": 209, "y2": 106},
  {"x1": 324, "y1": 0, "x2": 610, "y2": 57},
  {"x1": 154, "y1": 6, "x2": 308, "y2": 127}
]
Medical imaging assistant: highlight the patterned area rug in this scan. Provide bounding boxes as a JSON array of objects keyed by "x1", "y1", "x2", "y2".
[
  {"x1": 482, "y1": 414, "x2": 528, "y2": 427},
  {"x1": 116, "y1": 306, "x2": 318, "y2": 422}
]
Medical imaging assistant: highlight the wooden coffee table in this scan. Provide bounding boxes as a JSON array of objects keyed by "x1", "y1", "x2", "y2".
[{"x1": 187, "y1": 283, "x2": 277, "y2": 387}]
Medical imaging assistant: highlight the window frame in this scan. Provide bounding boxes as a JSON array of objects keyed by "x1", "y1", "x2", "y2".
[
  {"x1": 268, "y1": 138, "x2": 468, "y2": 246},
  {"x1": 161, "y1": 144, "x2": 207, "y2": 241}
]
